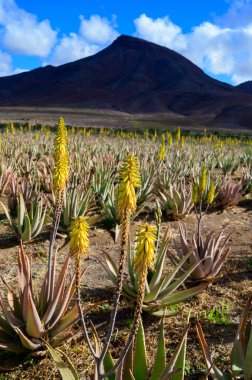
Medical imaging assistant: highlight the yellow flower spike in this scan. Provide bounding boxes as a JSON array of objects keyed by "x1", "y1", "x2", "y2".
[
  {"x1": 176, "y1": 126, "x2": 181, "y2": 142},
  {"x1": 134, "y1": 223, "x2": 157, "y2": 275},
  {"x1": 192, "y1": 182, "x2": 199, "y2": 205},
  {"x1": 152, "y1": 130, "x2": 157, "y2": 142},
  {"x1": 69, "y1": 217, "x2": 90, "y2": 314},
  {"x1": 53, "y1": 117, "x2": 69, "y2": 193},
  {"x1": 199, "y1": 166, "x2": 207, "y2": 194},
  {"x1": 180, "y1": 135, "x2": 185, "y2": 149},
  {"x1": 207, "y1": 182, "x2": 215, "y2": 205},
  {"x1": 117, "y1": 154, "x2": 141, "y2": 219},
  {"x1": 54, "y1": 117, "x2": 67, "y2": 156},
  {"x1": 11, "y1": 123, "x2": 15, "y2": 135},
  {"x1": 69, "y1": 217, "x2": 89, "y2": 257},
  {"x1": 158, "y1": 135, "x2": 166, "y2": 160}
]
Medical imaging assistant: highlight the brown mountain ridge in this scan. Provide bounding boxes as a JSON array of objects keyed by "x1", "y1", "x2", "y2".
[{"x1": 0, "y1": 35, "x2": 252, "y2": 129}]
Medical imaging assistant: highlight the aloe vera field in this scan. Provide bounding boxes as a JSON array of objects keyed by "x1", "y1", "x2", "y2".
[{"x1": 0, "y1": 119, "x2": 251, "y2": 380}]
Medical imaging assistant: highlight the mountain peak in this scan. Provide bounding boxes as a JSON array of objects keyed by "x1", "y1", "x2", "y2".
[
  {"x1": 236, "y1": 80, "x2": 252, "y2": 95},
  {"x1": 113, "y1": 34, "x2": 147, "y2": 44},
  {"x1": 0, "y1": 35, "x2": 251, "y2": 128},
  {"x1": 111, "y1": 34, "x2": 170, "y2": 50}
]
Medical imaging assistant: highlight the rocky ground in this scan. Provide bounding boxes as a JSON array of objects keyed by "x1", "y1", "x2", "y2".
[{"x1": 0, "y1": 196, "x2": 251, "y2": 379}]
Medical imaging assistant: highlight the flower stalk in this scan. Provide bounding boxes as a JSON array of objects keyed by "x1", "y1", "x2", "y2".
[
  {"x1": 132, "y1": 223, "x2": 157, "y2": 328},
  {"x1": 100, "y1": 223, "x2": 157, "y2": 378},
  {"x1": 69, "y1": 217, "x2": 97, "y2": 358},
  {"x1": 97, "y1": 154, "x2": 140, "y2": 377},
  {"x1": 47, "y1": 117, "x2": 69, "y2": 302}
]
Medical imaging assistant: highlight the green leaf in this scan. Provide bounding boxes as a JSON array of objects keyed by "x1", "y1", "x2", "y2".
[
  {"x1": 231, "y1": 294, "x2": 252, "y2": 379},
  {"x1": 160, "y1": 324, "x2": 189, "y2": 380},
  {"x1": 45, "y1": 342, "x2": 79, "y2": 380},
  {"x1": 144, "y1": 276, "x2": 167, "y2": 302},
  {"x1": 231, "y1": 339, "x2": 244, "y2": 376},
  {"x1": 157, "y1": 284, "x2": 207, "y2": 307},
  {"x1": 149, "y1": 230, "x2": 169, "y2": 288},
  {"x1": 122, "y1": 340, "x2": 134, "y2": 380},
  {"x1": 0, "y1": 200, "x2": 12, "y2": 226},
  {"x1": 133, "y1": 320, "x2": 147, "y2": 380},
  {"x1": 22, "y1": 215, "x2": 31, "y2": 242},
  {"x1": 150, "y1": 319, "x2": 166, "y2": 380},
  {"x1": 104, "y1": 351, "x2": 115, "y2": 380},
  {"x1": 243, "y1": 324, "x2": 252, "y2": 380},
  {"x1": 158, "y1": 252, "x2": 204, "y2": 297},
  {"x1": 170, "y1": 314, "x2": 190, "y2": 380}
]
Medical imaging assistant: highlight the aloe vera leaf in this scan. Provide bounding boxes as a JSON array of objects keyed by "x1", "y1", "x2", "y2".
[
  {"x1": 133, "y1": 320, "x2": 147, "y2": 380},
  {"x1": 46, "y1": 342, "x2": 79, "y2": 380},
  {"x1": 150, "y1": 319, "x2": 166, "y2": 380}
]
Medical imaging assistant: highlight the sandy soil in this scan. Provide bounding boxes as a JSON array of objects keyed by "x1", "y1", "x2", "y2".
[
  {"x1": 0, "y1": 195, "x2": 251, "y2": 379},
  {"x1": 1, "y1": 107, "x2": 252, "y2": 134}
]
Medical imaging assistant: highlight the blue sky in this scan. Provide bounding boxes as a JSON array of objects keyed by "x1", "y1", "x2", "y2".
[{"x1": 1, "y1": 0, "x2": 252, "y2": 84}]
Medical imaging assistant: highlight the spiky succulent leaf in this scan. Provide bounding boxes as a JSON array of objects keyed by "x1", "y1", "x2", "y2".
[
  {"x1": 46, "y1": 343, "x2": 80, "y2": 380},
  {"x1": 133, "y1": 320, "x2": 147, "y2": 380},
  {"x1": 150, "y1": 319, "x2": 166, "y2": 380}
]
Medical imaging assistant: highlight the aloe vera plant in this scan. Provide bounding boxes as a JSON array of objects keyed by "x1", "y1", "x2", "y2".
[
  {"x1": 167, "y1": 223, "x2": 232, "y2": 282},
  {"x1": 242, "y1": 163, "x2": 252, "y2": 194},
  {"x1": 158, "y1": 182, "x2": 193, "y2": 220},
  {"x1": 217, "y1": 179, "x2": 244, "y2": 209},
  {"x1": 59, "y1": 185, "x2": 95, "y2": 231},
  {"x1": 37, "y1": 159, "x2": 53, "y2": 193},
  {"x1": 0, "y1": 161, "x2": 12, "y2": 195},
  {"x1": 7, "y1": 177, "x2": 34, "y2": 217},
  {"x1": 218, "y1": 154, "x2": 240, "y2": 175},
  {"x1": 192, "y1": 166, "x2": 219, "y2": 208},
  {"x1": 196, "y1": 293, "x2": 252, "y2": 380},
  {"x1": 100, "y1": 187, "x2": 121, "y2": 241},
  {"x1": 0, "y1": 244, "x2": 89, "y2": 368},
  {"x1": 136, "y1": 164, "x2": 155, "y2": 209},
  {"x1": 1, "y1": 193, "x2": 48, "y2": 242},
  {"x1": 103, "y1": 318, "x2": 189, "y2": 380},
  {"x1": 92, "y1": 165, "x2": 114, "y2": 207},
  {"x1": 102, "y1": 228, "x2": 207, "y2": 316}
]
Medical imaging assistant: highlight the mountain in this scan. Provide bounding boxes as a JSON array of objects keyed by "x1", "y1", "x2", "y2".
[
  {"x1": 0, "y1": 35, "x2": 252, "y2": 129},
  {"x1": 236, "y1": 81, "x2": 252, "y2": 95}
]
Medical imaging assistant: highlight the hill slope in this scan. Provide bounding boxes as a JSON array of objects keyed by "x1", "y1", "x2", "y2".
[
  {"x1": 236, "y1": 81, "x2": 252, "y2": 95},
  {"x1": 0, "y1": 35, "x2": 252, "y2": 128}
]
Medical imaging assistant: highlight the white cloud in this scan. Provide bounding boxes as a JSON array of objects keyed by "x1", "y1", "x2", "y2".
[
  {"x1": 1, "y1": 0, "x2": 252, "y2": 85},
  {"x1": 187, "y1": 22, "x2": 252, "y2": 83},
  {"x1": 0, "y1": 0, "x2": 57, "y2": 56},
  {"x1": 134, "y1": 14, "x2": 186, "y2": 50},
  {"x1": 134, "y1": 12, "x2": 252, "y2": 84},
  {"x1": 0, "y1": 3, "x2": 119, "y2": 72},
  {"x1": 0, "y1": 48, "x2": 27, "y2": 76},
  {"x1": 12, "y1": 67, "x2": 28, "y2": 75},
  {"x1": 48, "y1": 33, "x2": 99, "y2": 66},
  {"x1": 80, "y1": 14, "x2": 118, "y2": 44},
  {"x1": 0, "y1": 49, "x2": 12, "y2": 76},
  {"x1": 48, "y1": 15, "x2": 118, "y2": 66}
]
